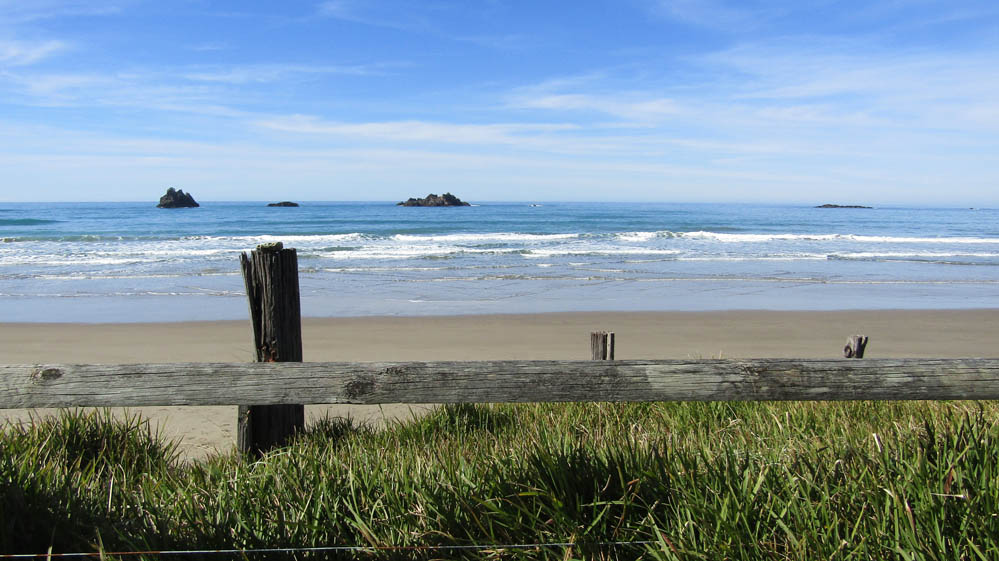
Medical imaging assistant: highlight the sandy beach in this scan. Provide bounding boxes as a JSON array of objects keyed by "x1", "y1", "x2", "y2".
[{"x1": 2, "y1": 310, "x2": 996, "y2": 460}]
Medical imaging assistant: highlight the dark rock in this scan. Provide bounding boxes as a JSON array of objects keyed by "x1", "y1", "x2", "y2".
[
  {"x1": 815, "y1": 204, "x2": 872, "y2": 209},
  {"x1": 157, "y1": 187, "x2": 199, "y2": 208},
  {"x1": 397, "y1": 193, "x2": 471, "y2": 207},
  {"x1": 267, "y1": 201, "x2": 300, "y2": 207}
]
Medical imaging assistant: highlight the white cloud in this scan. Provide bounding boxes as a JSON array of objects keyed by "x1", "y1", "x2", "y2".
[
  {"x1": 255, "y1": 115, "x2": 578, "y2": 145},
  {"x1": 17, "y1": 72, "x2": 110, "y2": 95},
  {"x1": 512, "y1": 93, "x2": 682, "y2": 123},
  {"x1": 183, "y1": 63, "x2": 379, "y2": 84},
  {"x1": 701, "y1": 40, "x2": 999, "y2": 132},
  {"x1": 2, "y1": 61, "x2": 378, "y2": 115},
  {"x1": 453, "y1": 33, "x2": 537, "y2": 51},
  {"x1": 0, "y1": 121, "x2": 855, "y2": 202},
  {"x1": 0, "y1": 0, "x2": 125, "y2": 23},
  {"x1": 0, "y1": 39, "x2": 67, "y2": 66},
  {"x1": 316, "y1": 0, "x2": 357, "y2": 19},
  {"x1": 2, "y1": 69, "x2": 207, "y2": 109},
  {"x1": 186, "y1": 42, "x2": 230, "y2": 52},
  {"x1": 316, "y1": 0, "x2": 431, "y2": 31},
  {"x1": 510, "y1": 33, "x2": 999, "y2": 137},
  {"x1": 317, "y1": 0, "x2": 524, "y2": 51},
  {"x1": 650, "y1": 0, "x2": 787, "y2": 30}
]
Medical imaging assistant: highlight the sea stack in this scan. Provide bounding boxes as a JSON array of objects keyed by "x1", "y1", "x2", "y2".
[
  {"x1": 267, "y1": 201, "x2": 300, "y2": 207},
  {"x1": 157, "y1": 188, "x2": 199, "y2": 208},
  {"x1": 397, "y1": 193, "x2": 471, "y2": 207}
]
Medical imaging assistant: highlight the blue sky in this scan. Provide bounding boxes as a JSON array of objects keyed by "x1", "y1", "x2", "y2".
[{"x1": 1, "y1": 1, "x2": 997, "y2": 204}]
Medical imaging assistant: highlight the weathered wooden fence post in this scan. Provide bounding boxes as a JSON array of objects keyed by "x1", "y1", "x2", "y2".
[
  {"x1": 844, "y1": 335, "x2": 868, "y2": 359},
  {"x1": 591, "y1": 331, "x2": 615, "y2": 360},
  {"x1": 239, "y1": 242, "x2": 305, "y2": 455}
]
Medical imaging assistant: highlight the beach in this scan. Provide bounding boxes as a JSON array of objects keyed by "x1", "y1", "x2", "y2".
[{"x1": 2, "y1": 309, "x2": 996, "y2": 460}]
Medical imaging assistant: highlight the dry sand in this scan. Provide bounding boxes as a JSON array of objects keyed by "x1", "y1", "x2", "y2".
[{"x1": 2, "y1": 310, "x2": 996, "y2": 460}]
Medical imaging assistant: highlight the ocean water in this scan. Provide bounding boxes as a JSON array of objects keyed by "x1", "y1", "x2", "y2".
[{"x1": 2, "y1": 201, "x2": 997, "y2": 322}]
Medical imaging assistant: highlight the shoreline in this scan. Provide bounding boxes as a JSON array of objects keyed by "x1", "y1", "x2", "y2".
[
  {"x1": 3, "y1": 309, "x2": 997, "y2": 360},
  {"x1": 7, "y1": 280, "x2": 998, "y2": 324},
  {"x1": 6, "y1": 305, "x2": 999, "y2": 326},
  {"x1": 3, "y1": 309, "x2": 997, "y2": 460}
]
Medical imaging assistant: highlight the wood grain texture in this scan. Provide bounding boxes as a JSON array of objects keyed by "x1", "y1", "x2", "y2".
[
  {"x1": 4, "y1": 359, "x2": 999, "y2": 408},
  {"x1": 240, "y1": 246, "x2": 303, "y2": 364},
  {"x1": 844, "y1": 335, "x2": 869, "y2": 359},
  {"x1": 590, "y1": 332, "x2": 615, "y2": 361},
  {"x1": 238, "y1": 245, "x2": 304, "y2": 455}
]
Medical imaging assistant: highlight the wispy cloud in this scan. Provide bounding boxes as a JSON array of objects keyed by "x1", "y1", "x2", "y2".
[
  {"x1": 255, "y1": 114, "x2": 578, "y2": 145},
  {"x1": 512, "y1": 92, "x2": 682, "y2": 123},
  {"x1": 1, "y1": 59, "x2": 392, "y2": 114},
  {"x1": 511, "y1": 32, "x2": 999, "y2": 135},
  {"x1": 701, "y1": 39, "x2": 999, "y2": 131},
  {"x1": 0, "y1": 39, "x2": 68, "y2": 66},
  {"x1": 651, "y1": 0, "x2": 776, "y2": 30},
  {"x1": 0, "y1": 0, "x2": 126, "y2": 23},
  {"x1": 11, "y1": 72, "x2": 114, "y2": 100},
  {"x1": 251, "y1": 111, "x2": 864, "y2": 166},
  {"x1": 183, "y1": 63, "x2": 383, "y2": 84},
  {"x1": 0, "y1": 68, "x2": 259, "y2": 122},
  {"x1": 653, "y1": 0, "x2": 999, "y2": 41},
  {"x1": 0, "y1": 119, "x2": 860, "y2": 202},
  {"x1": 186, "y1": 42, "x2": 230, "y2": 52},
  {"x1": 316, "y1": 0, "x2": 433, "y2": 32},
  {"x1": 453, "y1": 33, "x2": 537, "y2": 51},
  {"x1": 317, "y1": 1, "x2": 529, "y2": 51}
]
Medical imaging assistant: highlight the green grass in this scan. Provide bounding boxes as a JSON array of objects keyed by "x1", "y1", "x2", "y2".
[{"x1": 2, "y1": 401, "x2": 998, "y2": 559}]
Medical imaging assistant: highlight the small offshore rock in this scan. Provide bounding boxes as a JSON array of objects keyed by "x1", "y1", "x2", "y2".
[
  {"x1": 157, "y1": 187, "x2": 200, "y2": 208},
  {"x1": 267, "y1": 201, "x2": 300, "y2": 207},
  {"x1": 815, "y1": 203, "x2": 872, "y2": 209},
  {"x1": 397, "y1": 193, "x2": 471, "y2": 207}
]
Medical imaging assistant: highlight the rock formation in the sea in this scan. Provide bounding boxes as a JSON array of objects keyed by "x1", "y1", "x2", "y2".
[
  {"x1": 815, "y1": 204, "x2": 872, "y2": 209},
  {"x1": 397, "y1": 193, "x2": 471, "y2": 207},
  {"x1": 267, "y1": 201, "x2": 300, "y2": 207},
  {"x1": 157, "y1": 188, "x2": 199, "y2": 208}
]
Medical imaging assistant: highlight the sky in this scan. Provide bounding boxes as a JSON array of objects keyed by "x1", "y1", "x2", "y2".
[{"x1": 0, "y1": 1, "x2": 997, "y2": 204}]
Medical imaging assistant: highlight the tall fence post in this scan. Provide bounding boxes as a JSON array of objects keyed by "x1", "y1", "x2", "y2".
[
  {"x1": 238, "y1": 242, "x2": 305, "y2": 456},
  {"x1": 591, "y1": 331, "x2": 615, "y2": 360}
]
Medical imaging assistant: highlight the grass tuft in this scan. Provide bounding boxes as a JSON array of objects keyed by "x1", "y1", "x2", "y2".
[{"x1": 2, "y1": 401, "x2": 998, "y2": 559}]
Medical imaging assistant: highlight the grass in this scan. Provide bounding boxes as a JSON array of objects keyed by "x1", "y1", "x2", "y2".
[{"x1": 2, "y1": 400, "x2": 998, "y2": 559}]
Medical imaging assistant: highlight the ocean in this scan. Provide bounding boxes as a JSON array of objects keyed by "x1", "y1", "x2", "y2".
[{"x1": 2, "y1": 202, "x2": 997, "y2": 322}]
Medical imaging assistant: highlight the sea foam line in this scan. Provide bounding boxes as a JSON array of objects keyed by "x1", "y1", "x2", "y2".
[
  {"x1": 679, "y1": 231, "x2": 999, "y2": 244},
  {"x1": 392, "y1": 232, "x2": 579, "y2": 243}
]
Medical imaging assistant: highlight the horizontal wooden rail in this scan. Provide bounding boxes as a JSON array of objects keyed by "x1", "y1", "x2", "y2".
[{"x1": 3, "y1": 359, "x2": 999, "y2": 409}]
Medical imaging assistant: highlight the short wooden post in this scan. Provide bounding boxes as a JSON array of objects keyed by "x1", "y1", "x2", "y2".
[
  {"x1": 591, "y1": 331, "x2": 615, "y2": 360},
  {"x1": 844, "y1": 335, "x2": 869, "y2": 359},
  {"x1": 238, "y1": 242, "x2": 305, "y2": 456}
]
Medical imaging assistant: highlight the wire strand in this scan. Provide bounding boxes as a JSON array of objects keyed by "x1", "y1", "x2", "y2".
[{"x1": 1, "y1": 540, "x2": 658, "y2": 559}]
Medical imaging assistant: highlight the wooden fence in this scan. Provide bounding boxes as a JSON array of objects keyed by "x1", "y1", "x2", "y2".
[
  {"x1": 4, "y1": 358, "x2": 999, "y2": 410},
  {"x1": 3, "y1": 244, "x2": 995, "y2": 454}
]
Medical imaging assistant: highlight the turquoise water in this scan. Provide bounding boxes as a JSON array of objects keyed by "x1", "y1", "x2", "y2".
[{"x1": 2, "y1": 202, "x2": 997, "y2": 322}]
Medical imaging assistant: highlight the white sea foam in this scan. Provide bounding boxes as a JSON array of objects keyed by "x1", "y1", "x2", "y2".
[
  {"x1": 615, "y1": 231, "x2": 663, "y2": 242},
  {"x1": 680, "y1": 231, "x2": 999, "y2": 244},
  {"x1": 829, "y1": 251, "x2": 999, "y2": 259},
  {"x1": 523, "y1": 248, "x2": 683, "y2": 258},
  {"x1": 392, "y1": 232, "x2": 579, "y2": 243},
  {"x1": 677, "y1": 255, "x2": 828, "y2": 262},
  {"x1": 244, "y1": 233, "x2": 368, "y2": 245}
]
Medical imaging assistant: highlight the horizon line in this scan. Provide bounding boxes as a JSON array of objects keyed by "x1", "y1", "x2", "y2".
[{"x1": 0, "y1": 200, "x2": 993, "y2": 210}]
